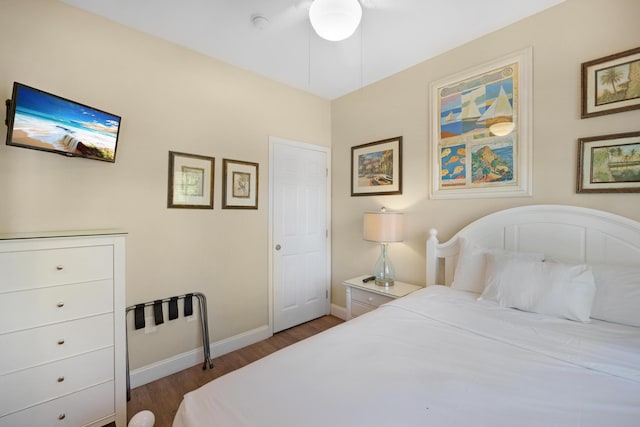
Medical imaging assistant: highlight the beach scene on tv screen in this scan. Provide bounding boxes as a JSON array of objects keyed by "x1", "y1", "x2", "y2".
[{"x1": 10, "y1": 85, "x2": 120, "y2": 162}]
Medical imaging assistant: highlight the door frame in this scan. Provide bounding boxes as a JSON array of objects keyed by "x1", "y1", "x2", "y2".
[{"x1": 268, "y1": 136, "x2": 332, "y2": 334}]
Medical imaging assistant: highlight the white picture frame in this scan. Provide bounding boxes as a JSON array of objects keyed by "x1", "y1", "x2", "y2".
[{"x1": 430, "y1": 47, "x2": 533, "y2": 199}]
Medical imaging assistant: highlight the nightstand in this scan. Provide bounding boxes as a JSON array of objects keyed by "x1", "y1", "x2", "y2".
[{"x1": 342, "y1": 275, "x2": 422, "y2": 320}]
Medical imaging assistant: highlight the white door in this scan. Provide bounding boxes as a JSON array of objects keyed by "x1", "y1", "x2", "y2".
[{"x1": 270, "y1": 137, "x2": 330, "y2": 333}]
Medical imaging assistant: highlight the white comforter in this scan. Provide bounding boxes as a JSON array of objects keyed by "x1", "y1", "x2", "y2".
[{"x1": 173, "y1": 286, "x2": 640, "y2": 427}]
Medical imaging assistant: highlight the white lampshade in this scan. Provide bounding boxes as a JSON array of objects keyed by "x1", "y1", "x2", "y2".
[
  {"x1": 309, "y1": 0, "x2": 362, "y2": 42},
  {"x1": 363, "y1": 211, "x2": 404, "y2": 243}
]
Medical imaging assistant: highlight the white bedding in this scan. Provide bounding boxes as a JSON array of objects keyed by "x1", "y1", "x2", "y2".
[{"x1": 173, "y1": 286, "x2": 640, "y2": 427}]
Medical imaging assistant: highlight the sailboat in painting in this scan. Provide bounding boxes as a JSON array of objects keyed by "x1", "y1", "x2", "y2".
[
  {"x1": 478, "y1": 86, "x2": 513, "y2": 128},
  {"x1": 458, "y1": 86, "x2": 484, "y2": 135}
]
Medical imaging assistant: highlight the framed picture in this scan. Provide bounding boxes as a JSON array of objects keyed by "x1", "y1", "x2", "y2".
[
  {"x1": 167, "y1": 151, "x2": 215, "y2": 209},
  {"x1": 351, "y1": 136, "x2": 402, "y2": 196},
  {"x1": 577, "y1": 131, "x2": 640, "y2": 193},
  {"x1": 581, "y1": 47, "x2": 640, "y2": 118},
  {"x1": 222, "y1": 159, "x2": 259, "y2": 209},
  {"x1": 430, "y1": 47, "x2": 533, "y2": 199}
]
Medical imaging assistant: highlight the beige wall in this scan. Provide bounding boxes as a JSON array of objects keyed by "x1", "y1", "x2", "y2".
[
  {"x1": 330, "y1": 0, "x2": 640, "y2": 307},
  {"x1": 0, "y1": 0, "x2": 330, "y2": 369},
  {"x1": 1, "y1": 0, "x2": 639, "y2": 372}
]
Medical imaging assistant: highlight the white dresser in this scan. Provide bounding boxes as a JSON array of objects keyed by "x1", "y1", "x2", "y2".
[{"x1": 0, "y1": 230, "x2": 127, "y2": 427}]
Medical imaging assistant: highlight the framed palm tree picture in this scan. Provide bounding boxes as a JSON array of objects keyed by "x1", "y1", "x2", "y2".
[
  {"x1": 577, "y1": 131, "x2": 640, "y2": 193},
  {"x1": 581, "y1": 47, "x2": 640, "y2": 118}
]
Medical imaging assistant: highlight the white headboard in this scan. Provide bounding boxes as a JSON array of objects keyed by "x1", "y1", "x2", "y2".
[{"x1": 426, "y1": 205, "x2": 640, "y2": 286}]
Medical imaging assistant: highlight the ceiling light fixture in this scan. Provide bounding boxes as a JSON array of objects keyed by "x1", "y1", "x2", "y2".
[{"x1": 309, "y1": 0, "x2": 362, "y2": 42}]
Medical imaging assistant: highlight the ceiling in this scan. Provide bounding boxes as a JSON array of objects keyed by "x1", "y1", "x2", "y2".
[{"x1": 59, "y1": 0, "x2": 564, "y2": 100}]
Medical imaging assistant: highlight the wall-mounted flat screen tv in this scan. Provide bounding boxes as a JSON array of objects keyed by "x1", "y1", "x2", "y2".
[{"x1": 5, "y1": 82, "x2": 121, "y2": 162}]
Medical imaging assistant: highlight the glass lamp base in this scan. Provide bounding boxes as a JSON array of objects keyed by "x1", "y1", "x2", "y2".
[
  {"x1": 373, "y1": 243, "x2": 396, "y2": 288},
  {"x1": 375, "y1": 277, "x2": 394, "y2": 287}
]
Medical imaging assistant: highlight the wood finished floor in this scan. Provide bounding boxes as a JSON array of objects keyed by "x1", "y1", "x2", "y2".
[{"x1": 125, "y1": 315, "x2": 344, "y2": 427}]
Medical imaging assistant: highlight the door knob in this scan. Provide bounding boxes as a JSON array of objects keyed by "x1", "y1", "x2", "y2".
[{"x1": 275, "y1": 244, "x2": 281, "y2": 251}]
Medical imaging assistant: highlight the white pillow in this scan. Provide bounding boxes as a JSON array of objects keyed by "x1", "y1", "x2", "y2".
[
  {"x1": 481, "y1": 257, "x2": 596, "y2": 322},
  {"x1": 480, "y1": 250, "x2": 547, "y2": 301},
  {"x1": 591, "y1": 264, "x2": 640, "y2": 327},
  {"x1": 451, "y1": 237, "x2": 544, "y2": 294}
]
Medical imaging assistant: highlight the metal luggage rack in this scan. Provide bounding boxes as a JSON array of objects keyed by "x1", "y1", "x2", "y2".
[{"x1": 125, "y1": 292, "x2": 213, "y2": 400}]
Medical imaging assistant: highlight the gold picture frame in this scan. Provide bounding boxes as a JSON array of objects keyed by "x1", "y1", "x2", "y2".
[
  {"x1": 351, "y1": 136, "x2": 402, "y2": 196},
  {"x1": 222, "y1": 159, "x2": 259, "y2": 209},
  {"x1": 167, "y1": 151, "x2": 215, "y2": 209},
  {"x1": 581, "y1": 47, "x2": 640, "y2": 118}
]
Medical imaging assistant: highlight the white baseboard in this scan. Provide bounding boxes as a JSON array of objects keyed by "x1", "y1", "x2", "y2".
[
  {"x1": 129, "y1": 324, "x2": 272, "y2": 389},
  {"x1": 130, "y1": 308, "x2": 348, "y2": 389},
  {"x1": 331, "y1": 303, "x2": 347, "y2": 321}
]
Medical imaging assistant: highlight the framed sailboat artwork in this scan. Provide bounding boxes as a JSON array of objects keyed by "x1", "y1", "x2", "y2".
[{"x1": 429, "y1": 47, "x2": 533, "y2": 199}]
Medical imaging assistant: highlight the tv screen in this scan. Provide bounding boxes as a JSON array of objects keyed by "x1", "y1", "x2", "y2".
[{"x1": 5, "y1": 82, "x2": 121, "y2": 162}]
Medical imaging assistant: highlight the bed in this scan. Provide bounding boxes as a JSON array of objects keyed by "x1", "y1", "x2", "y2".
[{"x1": 173, "y1": 205, "x2": 640, "y2": 427}]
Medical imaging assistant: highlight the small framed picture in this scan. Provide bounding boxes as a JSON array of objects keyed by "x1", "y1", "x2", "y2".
[
  {"x1": 577, "y1": 131, "x2": 640, "y2": 193},
  {"x1": 581, "y1": 47, "x2": 640, "y2": 118},
  {"x1": 351, "y1": 136, "x2": 402, "y2": 196},
  {"x1": 222, "y1": 159, "x2": 259, "y2": 209},
  {"x1": 167, "y1": 151, "x2": 215, "y2": 209}
]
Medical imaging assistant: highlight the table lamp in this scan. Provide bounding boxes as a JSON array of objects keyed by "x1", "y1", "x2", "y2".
[{"x1": 363, "y1": 208, "x2": 404, "y2": 287}]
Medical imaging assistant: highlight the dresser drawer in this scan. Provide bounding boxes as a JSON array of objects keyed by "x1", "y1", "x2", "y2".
[
  {"x1": 0, "y1": 347, "x2": 114, "y2": 417},
  {"x1": 0, "y1": 280, "x2": 113, "y2": 334},
  {"x1": 0, "y1": 245, "x2": 113, "y2": 293},
  {"x1": 351, "y1": 288, "x2": 393, "y2": 308},
  {"x1": 351, "y1": 301, "x2": 377, "y2": 318},
  {"x1": 0, "y1": 380, "x2": 114, "y2": 427},
  {"x1": 0, "y1": 314, "x2": 113, "y2": 375}
]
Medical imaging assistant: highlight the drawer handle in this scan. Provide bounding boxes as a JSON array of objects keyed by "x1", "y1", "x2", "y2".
[
  {"x1": 56, "y1": 265, "x2": 64, "y2": 271},
  {"x1": 58, "y1": 413, "x2": 66, "y2": 420},
  {"x1": 57, "y1": 376, "x2": 65, "y2": 383},
  {"x1": 57, "y1": 339, "x2": 65, "y2": 345},
  {"x1": 57, "y1": 302, "x2": 65, "y2": 308}
]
